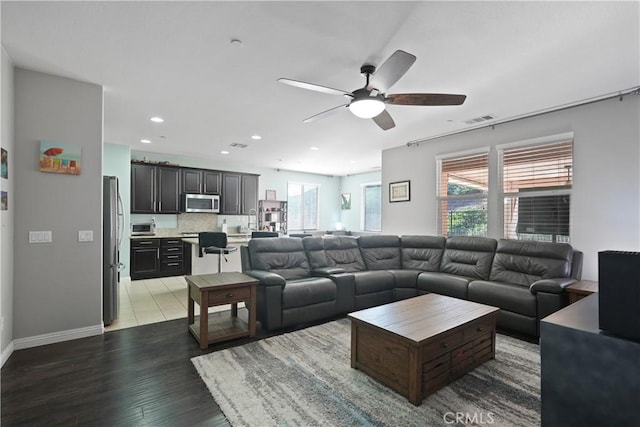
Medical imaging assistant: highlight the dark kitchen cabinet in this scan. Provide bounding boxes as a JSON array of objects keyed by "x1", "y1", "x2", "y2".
[
  {"x1": 131, "y1": 164, "x2": 180, "y2": 214},
  {"x1": 157, "y1": 167, "x2": 180, "y2": 213},
  {"x1": 130, "y1": 238, "x2": 160, "y2": 279},
  {"x1": 181, "y1": 169, "x2": 202, "y2": 194},
  {"x1": 131, "y1": 238, "x2": 189, "y2": 280},
  {"x1": 241, "y1": 174, "x2": 259, "y2": 214},
  {"x1": 181, "y1": 169, "x2": 220, "y2": 195},
  {"x1": 131, "y1": 164, "x2": 156, "y2": 213},
  {"x1": 221, "y1": 173, "x2": 242, "y2": 214},
  {"x1": 203, "y1": 170, "x2": 221, "y2": 195}
]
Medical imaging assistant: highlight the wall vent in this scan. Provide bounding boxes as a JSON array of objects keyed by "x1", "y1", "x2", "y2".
[
  {"x1": 464, "y1": 114, "x2": 497, "y2": 125},
  {"x1": 229, "y1": 143, "x2": 248, "y2": 148}
]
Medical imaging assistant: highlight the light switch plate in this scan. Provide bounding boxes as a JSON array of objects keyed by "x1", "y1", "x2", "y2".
[
  {"x1": 29, "y1": 231, "x2": 52, "y2": 243},
  {"x1": 78, "y1": 230, "x2": 93, "y2": 242}
]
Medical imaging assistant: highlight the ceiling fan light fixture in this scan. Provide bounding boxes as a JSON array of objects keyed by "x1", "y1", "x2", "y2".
[{"x1": 349, "y1": 98, "x2": 385, "y2": 119}]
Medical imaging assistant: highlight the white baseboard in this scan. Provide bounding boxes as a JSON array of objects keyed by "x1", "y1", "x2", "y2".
[
  {"x1": 1, "y1": 340, "x2": 15, "y2": 367},
  {"x1": 13, "y1": 323, "x2": 104, "y2": 350}
]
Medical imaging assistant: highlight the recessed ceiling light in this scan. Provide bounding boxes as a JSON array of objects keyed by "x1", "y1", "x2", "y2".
[
  {"x1": 150, "y1": 117, "x2": 164, "y2": 123},
  {"x1": 350, "y1": 160, "x2": 356, "y2": 163},
  {"x1": 230, "y1": 38, "x2": 243, "y2": 47},
  {"x1": 140, "y1": 139, "x2": 151, "y2": 144},
  {"x1": 251, "y1": 135, "x2": 262, "y2": 140},
  {"x1": 220, "y1": 150, "x2": 229, "y2": 155},
  {"x1": 310, "y1": 146, "x2": 319, "y2": 151}
]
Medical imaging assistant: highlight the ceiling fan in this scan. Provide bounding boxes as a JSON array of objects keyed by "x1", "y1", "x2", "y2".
[{"x1": 278, "y1": 50, "x2": 467, "y2": 131}]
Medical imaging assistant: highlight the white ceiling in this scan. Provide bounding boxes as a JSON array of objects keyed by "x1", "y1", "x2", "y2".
[{"x1": 2, "y1": 1, "x2": 638, "y2": 176}]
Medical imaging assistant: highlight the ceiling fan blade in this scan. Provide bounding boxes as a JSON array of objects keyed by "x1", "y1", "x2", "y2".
[
  {"x1": 386, "y1": 93, "x2": 467, "y2": 106},
  {"x1": 278, "y1": 78, "x2": 351, "y2": 97},
  {"x1": 302, "y1": 104, "x2": 349, "y2": 123},
  {"x1": 369, "y1": 50, "x2": 416, "y2": 92},
  {"x1": 372, "y1": 109, "x2": 395, "y2": 131}
]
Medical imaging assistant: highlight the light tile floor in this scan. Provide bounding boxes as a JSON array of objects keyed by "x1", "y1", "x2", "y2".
[{"x1": 105, "y1": 276, "x2": 240, "y2": 332}]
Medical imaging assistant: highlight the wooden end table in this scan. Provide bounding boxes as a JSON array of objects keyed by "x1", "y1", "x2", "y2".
[
  {"x1": 349, "y1": 294, "x2": 499, "y2": 406},
  {"x1": 186, "y1": 272, "x2": 258, "y2": 349},
  {"x1": 566, "y1": 280, "x2": 598, "y2": 304}
]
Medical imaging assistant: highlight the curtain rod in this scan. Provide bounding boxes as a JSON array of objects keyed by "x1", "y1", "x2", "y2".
[{"x1": 406, "y1": 86, "x2": 640, "y2": 148}]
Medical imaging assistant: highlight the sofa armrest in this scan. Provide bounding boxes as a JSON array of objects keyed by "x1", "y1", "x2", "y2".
[
  {"x1": 312, "y1": 267, "x2": 346, "y2": 276},
  {"x1": 530, "y1": 278, "x2": 577, "y2": 294},
  {"x1": 243, "y1": 270, "x2": 286, "y2": 286}
]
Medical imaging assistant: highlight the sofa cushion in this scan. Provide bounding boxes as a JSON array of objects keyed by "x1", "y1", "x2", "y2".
[
  {"x1": 248, "y1": 237, "x2": 310, "y2": 280},
  {"x1": 282, "y1": 277, "x2": 336, "y2": 309},
  {"x1": 400, "y1": 235, "x2": 446, "y2": 271},
  {"x1": 490, "y1": 239, "x2": 573, "y2": 286},
  {"x1": 417, "y1": 271, "x2": 471, "y2": 300},
  {"x1": 352, "y1": 270, "x2": 395, "y2": 295},
  {"x1": 358, "y1": 235, "x2": 402, "y2": 270},
  {"x1": 440, "y1": 236, "x2": 497, "y2": 280},
  {"x1": 323, "y1": 236, "x2": 367, "y2": 272},
  {"x1": 468, "y1": 280, "x2": 537, "y2": 317},
  {"x1": 302, "y1": 236, "x2": 328, "y2": 269}
]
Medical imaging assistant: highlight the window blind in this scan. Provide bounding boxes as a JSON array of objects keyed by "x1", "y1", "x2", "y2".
[
  {"x1": 437, "y1": 152, "x2": 489, "y2": 237},
  {"x1": 500, "y1": 139, "x2": 573, "y2": 242},
  {"x1": 363, "y1": 184, "x2": 381, "y2": 232},
  {"x1": 288, "y1": 183, "x2": 319, "y2": 231}
]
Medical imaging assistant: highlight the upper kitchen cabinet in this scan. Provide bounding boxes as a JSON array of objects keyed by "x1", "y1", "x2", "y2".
[
  {"x1": 241, "y1": 174, "x2": 259, "y2": 214},
  {"x1": 221, "y1": 173, "x2": 241, "y2": 214},
  {"x1": 203, "y1": 170, "x2": 221, "y2": 195},
  {"x1": 131, "y1": 163, "x2": 180, "y2": 214},
  {"x1": 181, "y1": 169, "x2": 220, "y2": 195},
  {"x1": 181, "y1": 168, "x2": 202, "y2": 194},
  {"x1": 131, "y1": 163, "x2": 155, "y2": 213}
]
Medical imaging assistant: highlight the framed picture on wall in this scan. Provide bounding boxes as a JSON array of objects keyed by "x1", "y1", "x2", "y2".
[
  {"x1": 389, "y1": 180, "x2": 410, "y2": 202},
  {"x1": 265, "y1": 190, "x2": 276, "y2": 200},
  {"x1": 341, "y1": 193, "x2": 351, "y2": 210}
]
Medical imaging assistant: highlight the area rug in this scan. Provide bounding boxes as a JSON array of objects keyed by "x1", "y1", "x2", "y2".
[{"x1": 192, "y1": 318, "x2": 540, "y2": 426}]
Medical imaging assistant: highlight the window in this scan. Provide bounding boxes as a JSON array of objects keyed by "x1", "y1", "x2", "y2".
[
  {"x1": 499, "y1": 138, "x2": 573, "y2": 243},
  {"x1": 437, "y1": 152, "x2": 489, "y2": 237},
  {"x1": 362, "y1": 183, "x2": 381, "y2": 231},
  {"x1": 287, "y1": 183, "x2": 319, "y2": 230}
]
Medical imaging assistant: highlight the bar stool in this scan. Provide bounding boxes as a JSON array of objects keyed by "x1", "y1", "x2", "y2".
[{"x1": 198, "y1": 232, "x2": 238, "y2": 273}]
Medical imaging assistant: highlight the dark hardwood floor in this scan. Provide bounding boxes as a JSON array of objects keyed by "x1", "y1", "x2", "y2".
[{"x1": 1, "y1": 309, "x2": 281, "y2": 426}]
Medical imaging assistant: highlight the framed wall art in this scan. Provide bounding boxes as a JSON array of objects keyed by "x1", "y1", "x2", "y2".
[
  {"x1": 341, "y1": 193, "x2": 351, "y2": 210},
  {"x1": 389, "y1": 180, "x2": 410, "y2": 203},
  {"x1": 39, "y1": 141, "x2": 82, "y2": 175}
]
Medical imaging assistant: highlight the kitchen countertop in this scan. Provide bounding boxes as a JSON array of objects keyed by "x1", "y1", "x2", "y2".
[{"x1": 130, "y1": 228, "x2": 251, "y2": 242}]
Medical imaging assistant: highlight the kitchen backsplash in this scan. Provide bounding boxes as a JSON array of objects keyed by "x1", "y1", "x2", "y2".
[{"x1": 177, "y1": 213, "x2": 250, "y2": 232}]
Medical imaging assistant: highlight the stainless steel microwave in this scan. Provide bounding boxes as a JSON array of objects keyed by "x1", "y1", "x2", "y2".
[
  {"x1": 183, "y1": 194, "x2": 220, "y2": 213},
  {"x1": 131, "y1": 222, "x2": 156, "y2": 236}
]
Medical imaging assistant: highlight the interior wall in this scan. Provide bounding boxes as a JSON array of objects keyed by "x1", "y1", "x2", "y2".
[
  {"x1": 382, "y1": 95, "x2": 640, "y2": 280},
  {"x1": 1, "y1": 47, "x2": 15, "y2": 362},
  {"x1": 339, "y1": 171, "x2": 381, "y2": 232},
  {"x1": 13, "y1": 68, "x2": 103, "y2": 345}
]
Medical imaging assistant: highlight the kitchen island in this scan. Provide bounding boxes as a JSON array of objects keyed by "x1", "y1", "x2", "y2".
[{"x1": 182, "y1": 233, "x2": 250, "y2": 275}]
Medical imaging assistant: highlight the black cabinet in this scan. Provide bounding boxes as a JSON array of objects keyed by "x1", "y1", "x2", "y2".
[
  {"x1": 130, "y1": 238, "x2": 160, "y2": 279},
  {"x1": 203, "y1": 170, "x2": 221, "y2": 195},
  {"x1": 181, "y1": 169, "x2": 202, "y2": 194},
  {"x1": 221, "y1": 173, "x2": 242, "y2": 214},
  {"x1": 131, "y1": 164, "x2": 180, "y2": 214},
  {"x1": 157, "y1": 167, "x2": 180, "y2": 213},
  {"x1": 131, "y1": 164, "x2": 156, "y2": 213},
  {"x1": 131, "y1": 238, "x2": 189, "y2": 280},
  {"x1": 241, "y1": 174, "x2": 259, "y2": 214},
  {"x1": 182, "y1": 169, "x2": 221, "y2": 195}
]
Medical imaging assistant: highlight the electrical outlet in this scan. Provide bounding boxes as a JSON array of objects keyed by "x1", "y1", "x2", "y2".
[{"x1": 78, "y1": 230, "x2": 93, "y2": 242}]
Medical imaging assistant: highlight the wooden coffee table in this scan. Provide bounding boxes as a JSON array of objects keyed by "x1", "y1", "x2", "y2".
[
  {"x1": 186, "y1": 272, "x2": 258, "y2": 349},
  {"x1": 349, "y1": 294, "x2": 499, "y2": 405}
]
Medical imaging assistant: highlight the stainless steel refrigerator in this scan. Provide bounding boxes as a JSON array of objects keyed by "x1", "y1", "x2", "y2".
[{"x1": 103, "y1": 176, "x2": 124, "y2": 326}]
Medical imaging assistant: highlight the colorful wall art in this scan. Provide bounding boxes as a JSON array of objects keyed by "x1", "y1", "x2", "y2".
[
  {"x1": 1, "y1": 148, "x2": 7, "y2": 179},
  {"x1": 39, "y1": 141, "x2": 82, "y2": 175}
]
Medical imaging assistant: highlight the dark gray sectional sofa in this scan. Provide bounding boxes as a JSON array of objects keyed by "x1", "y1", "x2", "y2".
[{"x1": 240, "y1": 234, "x2": 583, "y2": 337}]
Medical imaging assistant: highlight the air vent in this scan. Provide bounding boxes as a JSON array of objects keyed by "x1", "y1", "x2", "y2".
[
  {"x1": 229, "y1": 143, "x2": 248, "y2": 148},
  {"x1": 464, "y1": 114, "x2": 497, "y2": 125}
]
